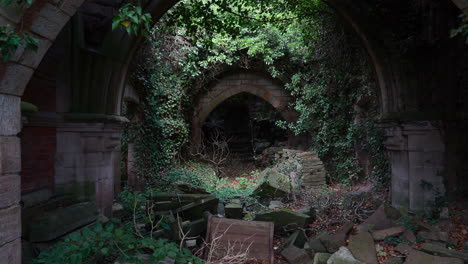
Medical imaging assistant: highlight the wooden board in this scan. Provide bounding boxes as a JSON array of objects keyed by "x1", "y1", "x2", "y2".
[{"x1": 204, "y1": 217, "x2": 274, "y2": 264}]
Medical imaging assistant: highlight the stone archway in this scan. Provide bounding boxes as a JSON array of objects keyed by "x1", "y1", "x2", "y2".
[
  {"x1": 0, "y1": 0, "x2": 467, "y2": 261},
  {"x1": 192, "y1": 71, "x2": 297, "y2": 147}
]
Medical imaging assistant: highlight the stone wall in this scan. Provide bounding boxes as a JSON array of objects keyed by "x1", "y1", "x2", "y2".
[
  {"x1": 192, "y1": 71, "x2": 300, "y2": 147},
  {"x1": 55, "y1": 122, "x2": 122, "y2": 216},
  {"x1": 0, "y1": 95, "x2": 22, "y2": 263},
  {"x1": 20, "y1": 126, "x2": 56, "y2": 193}
]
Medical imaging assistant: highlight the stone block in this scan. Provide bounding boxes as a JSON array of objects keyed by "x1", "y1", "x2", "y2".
[
  {"x1": 59, "y1": 0, "x2": 85, "y2": 16},
  {"x1": 362, "y1": 204, "x2": 397, "y2": 231},
  {"x1": 0, "y1": 136, "x2": 20, "y2": 174},
  {"x1": 28, "y1": 201, "x2": 98, "y2": 242},
  {"x1": 348, "y1": 232, "x2": 378, "y2": 264},
  {"x1": 281, "y1": 230, "x2": 308, "y2": 250},
  {"x1": 253, "y1": 168, "x2": 290, "y2": 198},
  {"x1": 29, "y1": 3, "x2": 70, "y2": 40},
  {"x1": 0, "y1": 95, "x2": 21, "y2": 135},
  {"x1": 314, "y1": 253, "x2": 332, "y2": 264},
  {"x1": 255, "y1": 209, "x2": 310, "y2": 230},
  {"x1": 225, "y1": 203, "x2": 243, "y2": 219},
  {"x1": 0, "y1": 238, "x2": 21, "y2": 264},
  {"x1": 404, "y1": 249, "x2": 462, "y2": 264},
  {"x1": 327, "y1": 247, "x2": 362, "y2": 264},
  {"x1": 281, "y1": 245, "x2": 312, "y2": 264},
  {"x1": 0, "y1": 205, "x2": 21, "y2": 245},
  {"x1": 420, "y1": 243, "x2": 468, "y2": 262},
  {"x1": 11, "y1": 36, "x2": 52, "y2": 69},
  {"x1": 309, "y1": 236, "x2": 328, "y2": 253},
  {"x1": 0, "y1": 174, "x2": 20, "y2": 209},
  {"x1": 319, "y1": 222, "x2": 354, "y2": 253},
  {"x1": 372, "y1": 226, "x2": 405, "y2": 241},
  {"x1": 417, "y1": 231, "x2": 450, "y2": 243},
  {"x1": 0, "y1": 2, "x2": 27, "y2": 23},
  {"x1": 21, "y1": 188, "x2": 53, "y2": 208},
  {"x1": 0, "y1": 64, "x2": 34, "y2": 97}
]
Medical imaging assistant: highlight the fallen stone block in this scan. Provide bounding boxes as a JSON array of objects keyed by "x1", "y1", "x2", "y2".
[
  {"x1": 252, "y1": 168, "x2": 290, "y2": 198},
  {"x1": 173, "y1": 195, "x2": 219, "y2": 221},
  {"x1": 327, "y1": 247, "x2": 362, "y2": 264},
  {"x1": 417, "y1": 231, "x2": 450, "y2": 243},
  {"x1": 372, "y1": 226, "x2": 405, "y2": 241},
  {"x1": 28, "y1": 201, "x2": 98, "y2": 242},
  {"x1": 320, "y1": 222, "x2": 354, "y2": 253},
  {"x1": 269, "y1": 200, "x2": 284, "y2": 210},
  {"x1": 348, "y1": 231, "x2": 378, "y2": 264},
  {"x1": 420, "y1": 243, "x2": 468, "y2": 263},
  {"x1": 173, "y1": 182, "x2": 209, "y2": 194},
  {"x1": 254, "y1": 209, "x2": 310, "y2": 230},
  {"x1": 281, "y1": 230, "x2": 308, "y2": 250},
  {"x1": 225, "y1": 203, "x2": 243, "y2": 219},
  {"x1": 385, "y1": 257, "x2": 404, "y2": 264},
  {"x1": 402, "y1": 229, "x2": 416, "y2": 243},
  {"x1": 394, "y1": 243, "x2": 414, "y2": 255},
  {"x1": 281, "y1": 245, "x2": 313, "y2": 264},
  {"x1": 362, "y1": 204, "x2": 398, "y2": 231},
  {"x1": 296, "y1": 206, "x2": 317, "y2": 222},
  {"x1": 310, "y1": 236, "x2": 328, "y2": 253},
  {"x1": 314, "y1": 253, "x2": 332, "y2": 264},
  {"x1": 403, "y1": 249, "x2": 463, "y2": 264}
]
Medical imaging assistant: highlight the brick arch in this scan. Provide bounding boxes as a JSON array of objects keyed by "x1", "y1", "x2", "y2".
[{"x1": 191, "y1": 71, "x2": 297, "y2": 145}]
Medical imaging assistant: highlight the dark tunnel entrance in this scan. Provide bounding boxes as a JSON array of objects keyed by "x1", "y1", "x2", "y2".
[{"x1": 202, "y1": 93, "x2": 287, "y2": 161}]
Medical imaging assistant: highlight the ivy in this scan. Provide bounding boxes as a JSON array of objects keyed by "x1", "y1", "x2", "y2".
[
  {"x1": 127, "y1": 0, "x2": 390, "y2": 187},
  {"x1": 33, "y1": 220, "x2": 202, "y2": 264},
  {"x1": 0, "y1": 26, "x2": 38, "y2": 61},
  {"x1": 112, "y1": 3, "x2": 152, "y2": 36}
]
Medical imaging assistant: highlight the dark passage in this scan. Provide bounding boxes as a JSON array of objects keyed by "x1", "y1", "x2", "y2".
[{"x1": 203, "y1": 93, "x2": 287, "y2": 160}]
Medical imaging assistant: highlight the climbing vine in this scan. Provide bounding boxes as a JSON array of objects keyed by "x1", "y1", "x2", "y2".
[{"x1": 126, "y1": 0, "x2": 389, "y2": 185}]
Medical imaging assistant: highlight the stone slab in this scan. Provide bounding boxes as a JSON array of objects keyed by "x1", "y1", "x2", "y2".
[
  {"x1": 348, "y1": 232, "x2": 378, "y2": 264},
  {"x1": 420, "y1": 243, "x2": 468, "y2": 262},
  {"x1": 0, "y1": 205, "x2": 20, "y2": 246},
  {"x1": 0, "y1": 94, "x2": 21, "y2": 135},
  {"x1": 254, "y1": 209, "x2": 310, "y2": 230},
  {"x1": 404, "y1": 250, "x2": 463, "y2": 264},
  {"x1": 372, "y1": 226, "x2": 405, "y2": 241},
  {"x1": 281, "y1": 245, "x2": 313, "y2": 264},
  {"x1": 28, "y1": 202, "x2": 98, "y2": 242},
  {"x1": 0, "y1": 238, "x2": 20, "y2": 264},
  {"x1": 0, "y1": 136, "x2": 20, "y2": 174},
  {"x1": 0, "y1": 174, "x2": 20, "y2": 209}
]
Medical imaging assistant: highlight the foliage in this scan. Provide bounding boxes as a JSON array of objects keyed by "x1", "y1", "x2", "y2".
[
  {"x1": 450, "y1": 12, "x2": 468, "y2": 44},
  {"x1": 127, "y1": 0, "x2": 389, "y2": 186},
  {"x1": 33, "y1": 220, "x2": 202, "y2": 264},
  {"x1": 112, "y1": 4, "x2": 152, "y2": 36},
  {"x1": 0, "y1": 26, "x2": 38, "y2": 61}
]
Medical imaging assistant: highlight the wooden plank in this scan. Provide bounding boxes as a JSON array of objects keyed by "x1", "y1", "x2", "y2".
[{"x1": 204, "y1": 217, "x2": 274, "y2": 264}]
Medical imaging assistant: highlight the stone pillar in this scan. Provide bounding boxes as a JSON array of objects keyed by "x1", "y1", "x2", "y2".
[
  {"x1": 55, "y1": 122, "x2": 122, "y2": 216},
  {"x1": 0, "y1": 94, "x2": 22, "y2": 263},
  {"x1": 383, "y1": 121, "x2": 446, "y2": 213}
]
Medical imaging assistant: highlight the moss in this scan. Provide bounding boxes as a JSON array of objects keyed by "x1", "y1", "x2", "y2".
[
  {"x1": 64, "y1": 113, "x2": 129, "y2": 123},
  {"x1": 21, "y1": 101, "x2": 38, "y2": 114}
]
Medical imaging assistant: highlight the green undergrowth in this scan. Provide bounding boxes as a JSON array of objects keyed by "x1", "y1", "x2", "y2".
[{"x1": 32, "y1": 220, "x2": 202, "y2": 264}]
